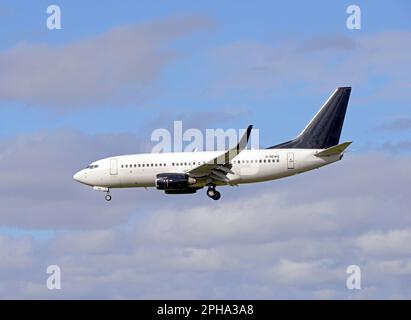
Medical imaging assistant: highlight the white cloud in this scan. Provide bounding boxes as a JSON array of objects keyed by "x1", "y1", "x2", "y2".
[
  {"x1": 0, "y1": 130, "x2": 150, "y2": 228},
  {"x1": 134, "y1": 194, "x2": 341, "y2": 246},
  {"x1": 0, "y1": 235, "x2": 32, "y2": 269},
  {"x1": 355, "y1": 229, "x2": 411, "y2": 257},
  {"x1": 0, "y1": 16, "x2": 212, "y2": 110},
  {"x1": 210, "y1": 31, "x2": 411, "y2": 101},
  {"x1": 266, "y1": 259, "x2": 339, "y2": 286},
  {"x1": 366, "y1": 259, "x2": 411, "y2": 277},
  {"x1": 0, "y1": 129, "x2": 411, "y2": 298},
  {"x1": 50, "y1": 230, "x2": 117, "y2": 255}
]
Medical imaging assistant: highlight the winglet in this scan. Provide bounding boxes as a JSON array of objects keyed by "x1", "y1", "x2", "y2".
[
  {"x1": 315, "y1": 141, "x2": 352, "y2": 157},
  {"x1": 215, "y1": 124, "x2": 253, "y2": 165},
  {"x1": 237, "y1": 125, "x2": 253, "y2": 153}
]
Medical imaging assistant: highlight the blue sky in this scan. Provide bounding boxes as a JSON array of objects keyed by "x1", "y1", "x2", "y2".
[
  {"x1": 0, "y1": 1, "x2": 411, "y2": 299},
  {"x1": 1, "y1": 0, "x2": 410, "y2": 149}
]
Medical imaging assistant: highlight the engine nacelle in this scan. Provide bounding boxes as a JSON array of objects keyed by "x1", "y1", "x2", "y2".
[{"x1": 155, "y1": 173, "x2": 196, "y2": 190}]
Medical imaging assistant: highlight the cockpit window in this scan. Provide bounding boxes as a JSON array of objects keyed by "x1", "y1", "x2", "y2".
[{"x1": 86, "y1": 164, "x2": 99, "y2": 169}]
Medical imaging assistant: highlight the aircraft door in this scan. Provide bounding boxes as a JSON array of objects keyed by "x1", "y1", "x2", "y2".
[
  {"x1": 110, "y1": 158, "x2": 118, "y2": 175},
  {"x1": 287, "y1": 152, "x2": 294, "y2": 169}
]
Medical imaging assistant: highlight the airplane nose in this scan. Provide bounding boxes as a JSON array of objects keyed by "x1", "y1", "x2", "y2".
[
  {"x1": 73, "y1": 170, "x2": 87, "y2": 183},
  {"x1": 73, "y1": 169, "x2": 90, "y2": 185},
  {"x1": 73, "y1": 171, "x2": 81, "y2": 182}
]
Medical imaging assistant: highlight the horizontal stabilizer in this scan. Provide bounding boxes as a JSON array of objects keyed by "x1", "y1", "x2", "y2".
[{"x1": 315, "y1": 141, "x2": 352, "y2": 157}]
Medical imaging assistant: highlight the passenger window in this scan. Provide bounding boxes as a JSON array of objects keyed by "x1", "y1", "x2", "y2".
[
  {"x1": 121, "y1": 165, "x2": 124, "y2": 168},
  {"x1": 264, "y1": 159, "x2": 266, "y2": 163},
  {"x1": 259, "y1": 160, "x2": 262, "y2": 163}
]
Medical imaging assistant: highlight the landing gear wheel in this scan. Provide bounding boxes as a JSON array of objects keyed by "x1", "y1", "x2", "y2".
[
  {"x1": 105, "y1": 194, "x2": 112, "y2": 201},
  {"x1": 212, "y1": 191, "x2": 221, "y2": 200},
  {"x1": 207, "y1": 186, "x2": 221, "y2": 200},
  {"x1": 207, "y1": 188, "x2": 216, "y2": 198}
]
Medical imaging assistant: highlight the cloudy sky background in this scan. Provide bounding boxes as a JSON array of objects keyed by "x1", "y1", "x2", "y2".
[{"x1": 0, "y1": 0, "x2": 410, "y2": 299}]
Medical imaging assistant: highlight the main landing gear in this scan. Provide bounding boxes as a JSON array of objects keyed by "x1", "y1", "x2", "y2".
[{"x1": 206, "y1": 185, "x2": 221, "y2": 200}]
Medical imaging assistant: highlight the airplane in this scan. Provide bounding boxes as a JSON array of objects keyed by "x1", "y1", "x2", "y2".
[{"x1": 73, "y1": 87, "x2": 352, "y2": 201}]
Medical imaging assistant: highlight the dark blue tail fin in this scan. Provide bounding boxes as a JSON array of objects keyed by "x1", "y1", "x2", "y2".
[{"x1": 268, "y1": 87, "x2": 351, "y2": 149}]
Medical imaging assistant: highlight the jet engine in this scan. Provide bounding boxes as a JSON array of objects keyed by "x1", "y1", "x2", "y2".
[{"x1": 155, "y1": 173, "x2": 197, "y2": 190}]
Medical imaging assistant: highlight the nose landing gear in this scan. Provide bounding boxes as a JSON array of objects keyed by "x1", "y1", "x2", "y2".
[
  {"x1": 92, "y1": 186, "x2": 112, "y2": 201},
  {"x1": 206, "y1": 185, "x2": 221, "y2": 200}
]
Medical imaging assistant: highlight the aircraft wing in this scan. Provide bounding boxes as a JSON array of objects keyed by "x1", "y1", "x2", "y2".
[{"x1": 186, "y1": 125, "x2": 253, "y2": 184}]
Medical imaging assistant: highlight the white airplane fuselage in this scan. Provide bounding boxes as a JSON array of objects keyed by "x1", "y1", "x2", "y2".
[
  {"x1": 73, "y1": 148, "x2": 340, "y2": 189},
  {"x1": 73, "y1": 87, "x2": 352, "y2": 201}
]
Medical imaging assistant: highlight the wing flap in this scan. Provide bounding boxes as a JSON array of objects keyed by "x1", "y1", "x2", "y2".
[{"x1": 188, "y1": 125, "x2": 253, "y2": 178}]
